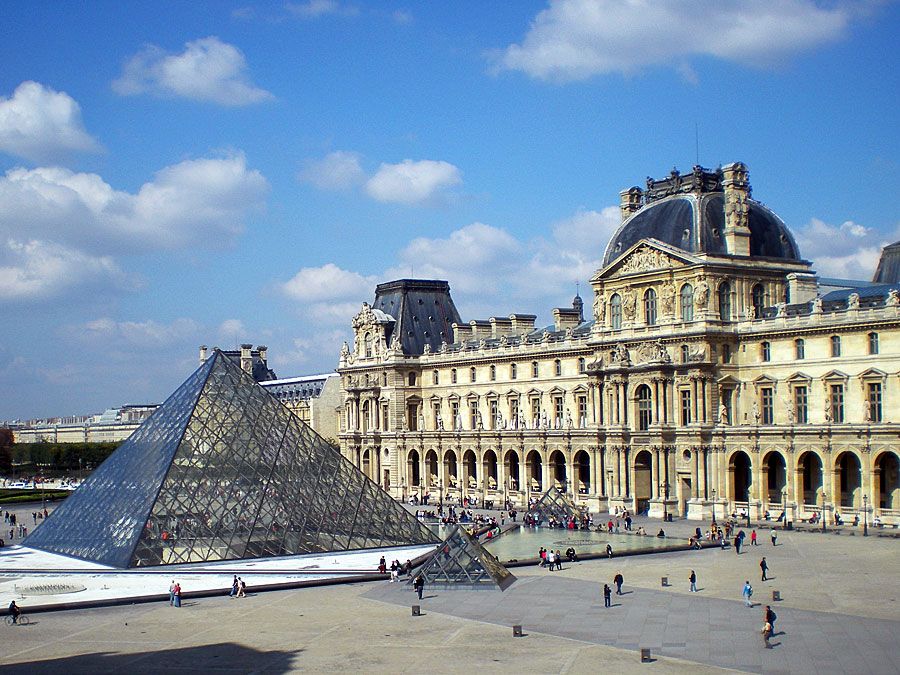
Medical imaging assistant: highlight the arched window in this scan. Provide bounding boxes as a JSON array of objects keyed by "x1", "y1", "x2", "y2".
[
  {"x1": 578, "y1": 357, "x2": 586, "y2": 373},
  {"x1": 681, "y1": 344, "x2": 690, "y2": 363},
  {"x1": 680, "y1": 284, "x2": 694, "y2": 322},
  {"x1": 554, "y1": 359, "x2": 562, "y2": 376},
  {"x1": 489, "y1": 365, "x2": 496, "y2": 381},
  {"x1": 609, "y1": 294, "x2": 622, "y2": 330},
  {"x1": 432, "y1": 369, "x2": 439, "y2": 385},
  {"x1": 644, "y1": 288, "x2": 657, "y2": 326},
  {"x1": 510, "y1": 363, "x2": 517, "y2": 379},
  {"x1": 451, "y1": 368, "x2": 457, "y2": 384},
  {"x1": 752, "y1": 283, "x2": 765, "y2": 319},
  {"x1": 718, "y1": 282, "x2": 731, "y2": 321},
  {"x1": 382, "y1": 372, "x2": 388, "y2": 387},
  {"x1": 364, "y1": 332, "x2": 373, "y2": 358},
  {"x1": 470, "y1": 366, "x2": 476, "y2": 383},
  {"x1": 637, "y1": 384, "x2": 652, "y2": 431},
  {"x1": 531, "y1": 361, "x2": 539, "y2": 378}
]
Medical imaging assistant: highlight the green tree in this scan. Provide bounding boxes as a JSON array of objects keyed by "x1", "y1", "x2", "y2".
[{"x1": 0, "y1": 428, "x2": 12, "y2": 474}]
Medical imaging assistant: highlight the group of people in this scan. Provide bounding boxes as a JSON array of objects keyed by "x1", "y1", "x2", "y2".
[
  {"x1": 229, "y1": 575, "x2": 247, "y2": 598},
  {"x1": 167, "y1": 580, "x2": 183, "y2": 607},
  {"x1": 602, "y1": 572, "x2": 625, "y2": 607},
  {"x1": 538, "y1": 547, "x2": 564, "y2": 570}
]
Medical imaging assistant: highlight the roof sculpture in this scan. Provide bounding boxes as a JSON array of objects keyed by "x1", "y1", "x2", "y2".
[
  {"x1": 414, "y1": 525, "x2": 516, "y2": 591},
  {"x1": 25, "y1": 350, "x2": 439, "y2": 568},
  {"x1": 526, "y1": 487, "x2": 586, "y2": 526}
]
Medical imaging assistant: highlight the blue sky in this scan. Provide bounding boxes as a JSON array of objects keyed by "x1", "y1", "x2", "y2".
[{"x1": 1, "y1": 0, "x2": 898, "y2": 420}]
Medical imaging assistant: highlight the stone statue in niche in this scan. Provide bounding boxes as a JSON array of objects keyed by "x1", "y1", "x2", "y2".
[
  {"x1": 436, "y1": 412, "x2": 444, "y2": 431},
  {"x1": 812, "y1": 296, "x2": 823, "y2": 314},
  {"x1": 622, "y1": 291, "x2": 637, "y2": 320},
  {"x1": 694, "y1": 278, "x2": 710, "y2": 309},
  {"x1": 847, "y1": 292, "x2": 860, "y2": 309},
  {"x1": 786, "y1": 400, "x2": 795, "y2": 425},
  {"x1": 661, "y1": 282, "x2": 676, "y2": 314},
  {"x1": 593, "y1": 292, "x2": 606, "y2": 323},
  {"x1": 752, "y1": 401, "x2": 760, "y2": 424},
  {"x1": 823, "y1": 399, "x2": 832, "y2": 423},
  {"x1": 719, "y1": 402, "x2": 729, "y2": 425},
  {"x1": 565, "y1": 409, "x2": 573, "y2": 429}
]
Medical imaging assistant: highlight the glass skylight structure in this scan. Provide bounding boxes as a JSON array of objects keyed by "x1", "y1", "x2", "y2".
[{"x1": 25, "y1": 351, "x2": 439, "y2": 568}]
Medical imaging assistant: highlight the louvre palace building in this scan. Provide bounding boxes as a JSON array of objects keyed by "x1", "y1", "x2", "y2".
[{"x1": 337, "y1": 163, "x2": 900, "y2": 525}]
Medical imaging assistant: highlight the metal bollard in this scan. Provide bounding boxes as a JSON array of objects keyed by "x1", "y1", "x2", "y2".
[
  {"x1": 412, "y1": 605, "x2": 421, "y2": 616},
  {"x1": 661, "y1": 576, "x2": 668, "y2": 587},
  {"x1": 513, "y1": 624, "x2": 523, "y2": 637},
  {"x1": 772, "y1": 590, "x2": 781, "y2": 601},
  {"x1": 641, "y1": 648, "x2": 652, "y2": 662}
]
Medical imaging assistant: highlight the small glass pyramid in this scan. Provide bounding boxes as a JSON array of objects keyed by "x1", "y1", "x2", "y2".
[
  {"x1": 526, "y1": 487, "x2": 587, "y2": 527},
  {"x1": 25, "y1": 350, "x2": 440, "y2": 568},
  {"x1": 414, "y1": 525, "x2": 516, "y2": 591}
]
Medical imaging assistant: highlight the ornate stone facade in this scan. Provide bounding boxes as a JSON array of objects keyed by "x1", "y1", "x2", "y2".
[{"x1": 338, "y1": 164, "x2": 900, "y2": 525}]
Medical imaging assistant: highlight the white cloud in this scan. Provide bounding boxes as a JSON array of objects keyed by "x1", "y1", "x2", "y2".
[
  {"x1": 78, "y1": 317, "x2": 200, "y2": 347},
  {"x1": 218, "y1": 318, "x2": 247, "y2": 341},
  {"x1": 298, "y1": 151, "x2": 364, "y2": 190},
  {"x1": 794, "y1": 217, "x2": 897, "y2": 280},
  {"x1": 286, "y1": 0, "x2": 359, "y2": 18},
  {"x1": 0, "y1": 155, "x2": 268, "y2": 253},
  {"x1": 281, "y1": 262, "x2": 376, "y2": 302},
  {"x1": 113, "y1": 36, "x2": 273, "y2": 106},
  {"x1": 0, "y1": 81, "x2": 101, "y2": 162},
  {"x1": 493, "y1": 0, "x2": 851, "y2": 82},
  {"x1": 365, "y1": 159, "x2": 462, "y2": 205},
  {"x1": 0, "y1": 239, "x2": 133, "y2": 302}
]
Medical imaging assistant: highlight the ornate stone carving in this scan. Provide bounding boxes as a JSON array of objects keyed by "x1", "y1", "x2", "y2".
[
  {"x1": 887, "y1": 289, "x2": 900, "y2": 306},
  {"x1": 684, "y1": 344, "x2": 707, "y2": 362},
  {"x1": 694, "y1": 278, "x2": 709, "y2": 310},
  {"x1": 622, "y1": 291, "x2": 636, "y2": 320},
  {"x1": 609, "y1": 343, "x2": 631, "y2": 366},
  {"x1": 619, "y1": 246, "x2": 671, "y2": 274},
  {"x1": 718, "y1": 402, "x2": 729, "y2": 426},
  {"x1": 593, "y1": 291, "x2": 606, "y2": 323},
  {"x1": 812, "y1": 296, "x2": 823, "y2": 314},
  {"x1": 635, "y1": 339, "x2": 671, "y2": 364},
  {"x1": 847, "y1": 292, "x2": 860, "y2": 309},
  {"x1": 661, "y1": 282, "x2": 676, "y2": 315}
]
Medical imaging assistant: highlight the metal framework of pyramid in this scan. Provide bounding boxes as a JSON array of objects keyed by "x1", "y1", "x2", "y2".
[
  {"x1": 25, "y1": 350, "x2": 440, "y2": 568},
  {"x1": 526, "y1": 487, "x2": 586, "y2": 526},
  {"x1": 413, "y1": 525, "x2": 516, "y2": 591}
]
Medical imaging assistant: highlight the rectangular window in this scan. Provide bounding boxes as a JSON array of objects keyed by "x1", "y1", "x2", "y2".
[
  {"x1": 761, "y1": 342, "x2": 771, "y2": 362},
  {"x1": 451, "y1": 400, "x2": 460, "y2": 428},
  {"x1": 867, "y1": 382, "x2": 883, "y2": 423},
  {"x1": 680, "y1": 390, "x2": 692, "y2": 426},
  {"x1": 407, "y1": 403, "x2": 418, "y2": 431},
  {"x1": 578, "y1": 357, "x2": 586, "y2": 373},
  {"x1": 489, "y1": 399, "x2": 498, "y2": 429},
  {"x1": 795, "y1": 339, "x2": 805, "y2": 360},
  {"x1": 722, "y1": 344, "x2": 732, "y2": 364},
  {"x1": 469, "y1": 400, "x2": 478, "y2": 429},
  {"x1": 432, "y1": 370, "x2": 439, "y2": 385},
  {"x1": 868, "y1": 332, "x2": 879, "y2": 355},
  {"x1": 432, "y1": 402, "x2": 441, "y2": 430},
  {"x1": 510, "y1": 363, "x2": 517, "y2": 379},
  {"x1": 554, "y1": 359, "x2": 562, "y2": 376},
  {"x1": 470, "y1": 367, "x2": 476, "y2": 383},
  {"x1": 490, "y1": 365, "x2": 496, "y2": 381},
  {"x1": 761, "y1": 387, "x2": 774, "y2": 425},
  {"x1": 509, "y1": 398, "x2": 519, "y2": 424},
  {"x1": 794, "y1": 386, "x2": 808, "y2": 424},
  {"x1": 553, "y1": 395, "x2": 564, "y2": 425},
  {"x1": 530, "y1": 398, "x2": 541, "y2": 425},
  {"x1": 451, "y1": 369, "x2": 457, "y2": 384},
  {"x1": 577, "y1": 394, "x2": 588, "y2": 427},
  {"x1": 830, "y1": 335, "x2": 841, "y2": 357},
  {"x1": 532, "y1": 361, "x2": 539, "y2": 378},
  {"x1": 830, "y1": 384, "x2": 844, "y2": 423}
]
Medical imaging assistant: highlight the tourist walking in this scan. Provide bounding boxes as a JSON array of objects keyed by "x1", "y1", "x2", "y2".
[
  {"x1": 554, "y1": 550, "x2": 562, "y2": 570},
  {"x1": 751, "y1": 529, "x2": 758, "y2": 545},
  {"x1": 606, "y1": 543, "x2": 613, "y2": 558},
  {"x1": 169, "y1": 580, "x2": 176, "y2": 606},
  {"x1": 742, "y1": 581, "x2": 753, "y2": 607},
  {"x1": 760, "y1": 557, "x2": 769, "y2": 581},
  {"x1": 762, "y1": 618, "x2": 773, "y2": 648},
  {"x1": 614, "y1": 572, "x2": 624, "y2": 595},
  {"x1": 770, "y1": 528, "x2": 778, "y2": 546},
  {"x1": 765, "y1": 605, "x2": 777, "y2": 635},
  {"x1": 603, "y1": 584, "x2": 612, "y2": 607},
  {"x1": 689, "y1": 570, "x2": 697, "y2": 592},
  {"x1": 237, "y1": 577, "x2": 246, "y2": 597},
  {"x1": 413, "y1": 574, "x2": 425, "y2": 600},
  {"x1": 229, "y1": 575, "x2": 238, "y2": 598}
]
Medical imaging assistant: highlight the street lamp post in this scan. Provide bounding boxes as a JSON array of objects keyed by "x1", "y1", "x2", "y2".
[
  {"x1": 711, "y1": 488, "x2": 717, "y2": 527},
  {"x1": 782, "y1": 487, "x2": 788, "y2": 530},
  {"x1": 822, "y1": 491, "x2": 827, "y2": 533},
  {"x1": 660, "y1": 481, "x2": 668, "y2": 523},
  {"x1": 863, "y1": 493, "x2": 868, "y2": 537}
]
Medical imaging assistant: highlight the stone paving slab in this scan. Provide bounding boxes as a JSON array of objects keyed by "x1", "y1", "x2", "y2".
[{"x1": 365, "y1": 574, "x2": 900, "y2": 674}]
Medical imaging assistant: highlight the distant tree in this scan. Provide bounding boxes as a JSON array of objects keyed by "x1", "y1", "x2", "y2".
[{"x1": 0, "y1": 428, "x2": 13, "y2": 474}]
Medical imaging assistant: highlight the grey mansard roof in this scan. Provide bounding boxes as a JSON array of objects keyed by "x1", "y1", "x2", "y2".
[
  {"x1": 373, "y1": 279, "x2": 462, "y2": 355},
  {"x1": 873, "y1": 241, "x2": 900, "y2": 284},
  {"x1": 602, "y1": 193, "x2": 801, "y2": 267}
]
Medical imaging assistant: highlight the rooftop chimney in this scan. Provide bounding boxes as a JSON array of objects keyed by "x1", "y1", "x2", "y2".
[{"x1": 722, "y1": 162, "x2": 751, "y2": 256}]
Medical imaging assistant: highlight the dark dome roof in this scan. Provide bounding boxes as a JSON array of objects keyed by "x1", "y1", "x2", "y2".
[{"x1": 602, "y1": 193, "x2": 801, "y2": 267}]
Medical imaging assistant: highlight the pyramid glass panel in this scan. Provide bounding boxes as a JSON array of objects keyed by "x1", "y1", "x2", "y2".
[
  {"x1": 26, "y1": 350, "x2": 439, "y2": 567},
  {"x1": 415, "y1": 526, "x2": 516, "y2": 591},
  {"x1": 526, "y1": 487, "x2": 589, "y2": 528}
]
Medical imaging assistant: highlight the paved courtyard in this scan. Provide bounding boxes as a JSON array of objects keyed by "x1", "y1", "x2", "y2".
[{"x1": 0, "y1": 510, "x2": 898, "y2": 673}]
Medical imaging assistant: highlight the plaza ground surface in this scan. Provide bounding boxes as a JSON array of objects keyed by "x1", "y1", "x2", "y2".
[{"x1": 1, "y1": 504, "x2": 898, "y2": 674}]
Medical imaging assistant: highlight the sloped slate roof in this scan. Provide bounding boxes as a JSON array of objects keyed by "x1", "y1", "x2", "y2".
[{"x1": 373, "y1": 279, "x2": 462, "y2": 355}]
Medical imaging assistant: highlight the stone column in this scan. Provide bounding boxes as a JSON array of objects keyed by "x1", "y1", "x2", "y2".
[{"x1": 651, "y1": 448, "x2": 660, "y2": 499}]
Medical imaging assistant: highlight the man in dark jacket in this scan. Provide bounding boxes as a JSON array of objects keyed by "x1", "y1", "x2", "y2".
[{"x1": 613, "y1": 572, "x2": 624, "y2": 595}]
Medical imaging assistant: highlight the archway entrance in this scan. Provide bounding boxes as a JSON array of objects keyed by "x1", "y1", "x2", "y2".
[
  {"x1": 764, "y1": 451, "x2": 786, "y2": 503},
  {"x1": 443, "y1": 449, "x2": 458, "y2": 491},
  {"x1": 798, "y1": 451, "x2": 823, "y2": 506},
  {"x1": 407, "y1": 449, "x2": 420, "y2": 490},
  {"x1": 633, "y1": 450, "x2": 652, "y2": 514},
  {"x1": 425, "y1": 450, "x2": 439, "y2": 490},
  {"x1": 362, "y1": 448, "x2": 372, "y2": 481},
  {"x1": 527, "y1": 450, "x2": 543, "y2": 493},
  {"x1": 574, "y1": 450, "x2": 590, "y2": 494},
  {"x1": 483, "y1": 449, "x2": 499, "y2": 491},
  {"x1": 729, "y1": 451, "x2": 751, "y2": 503},
  {"x1": 876, "y1": 452, "x2": 899, "y2": 510},
  {"x1": 549, "y1": 450, "x2": 567, "y2": 491},
  {"x1": 505, "y1": 450, "x2": 520, "y2": 492},
  {"x1": 836, "y1": 452, "x2": 862, "y2": 508},
  {"x1": 463, "y1": 449, "x2": 477, "y2": 491}
]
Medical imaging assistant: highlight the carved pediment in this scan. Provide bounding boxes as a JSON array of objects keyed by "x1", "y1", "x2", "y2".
[{"x1": 593, "y1": 239, "x2": 698, "y2": 281}]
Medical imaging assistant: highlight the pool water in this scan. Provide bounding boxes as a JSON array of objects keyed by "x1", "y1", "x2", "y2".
[{"x1": 430, "y1": 524, "x2": 672, "y2": 563}]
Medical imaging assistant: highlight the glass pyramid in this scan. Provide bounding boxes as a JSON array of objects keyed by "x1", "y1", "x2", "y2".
[
  {"x1": 25, "y1": 350, "x2": 440, "y2": 568},
  {"x1": 526, "y1": 487, "x2": 587, "y2": 527},
  {"x1": 414, "y1": 525, "x2": 516, "y2": 591}
]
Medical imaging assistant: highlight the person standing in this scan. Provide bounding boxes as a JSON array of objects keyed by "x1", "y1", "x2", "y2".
[
  {"x1": 760, "y1": 557, "x2": 769, "y2": 581},
  {"x1": 770, "y1": 528, "x2": 778, "y2": 546},
  {"x1": 173, "y1": 582, "x2": 182, "y2": 608},
  {"x1": 614, "y1": 572, "x2": 624, "y2": 595},
  {"x1": 603, "y1": 584, "x2": 612, "y2": 608},
  {"x1": 606, "y1": 543, "x2": 613, "y2": 558},
  {"x1": 554, "y1": 550, "x2": 562, "y2": 571},
  {"x1": 762, "y1": 618, "x2": 773, "y2": 648},
  {"x1": 734, "y1": 535, "x2": 741, "y2": 555},
  {"x1": 689, "y1": 570, "x2": 697, "y2": 592},
  {"x1": 751, "y1": 529, "x2": 758, "y2": 546},
  {"x1": 414, "y1": 573, "x2": 425, "y2": 600},
  {"x1": 742, "y1": 580, "x2": 753, "y2": 607},
  {"x1": 169, "y1": 580, "x2": 176, "y2": 606},
  {"x1": 229, "y1": 575, "x2": 238, "y2": 598}
]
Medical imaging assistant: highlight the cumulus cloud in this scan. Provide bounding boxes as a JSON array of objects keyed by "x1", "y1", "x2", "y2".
[
  {"x1": 794, "y1": 217, "x2": 897, "y2": 280},
  {"x1": 365, "y1": 159, "x2": 462, "y2": 205},
  {"x1": 286, "y1": 0, "x2": 359, "y2": 18},
  {"x1": 0, "y1": 239, "x2": 133, "y2": 302},
  {"x1": 493, "y1": 0, "x2": 852, "y2": 82},
  {"x1": 113, "y1": 36, "x2": 273, "y2": 106},
  {"x1": 77, "y1": 317, "x2": 200, "y2": 347},
  {"x1": 298, "y1": 151, "x2": 364, "y2": 190},
  {"x1": 281, "y1": 262, "x2": 376, "y2": 302},
  {"x1": 0, "y1": 81, "x2": 101, "y2": 162},
  {"x1": 218, "y1": 318, "x2": 247, "y2": 341},
  {"x1": 0, "y1": 155, "x2": 268, "y2": 254}
]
